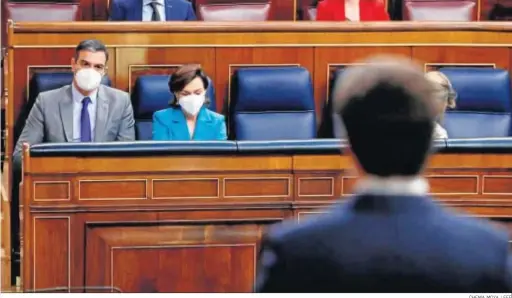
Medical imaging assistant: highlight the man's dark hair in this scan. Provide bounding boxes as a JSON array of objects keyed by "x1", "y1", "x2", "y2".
[
  {"x1": 333, "y1": 56, "x2": 437, "y2": 177},
  {"x1": 74, "y1": 39, "x2": 109, "y2": 62}
]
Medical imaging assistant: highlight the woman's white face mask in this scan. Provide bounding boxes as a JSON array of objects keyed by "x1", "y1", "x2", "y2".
[{"x1": 179, "y1": 93, "x2": 206, "y2": 116}]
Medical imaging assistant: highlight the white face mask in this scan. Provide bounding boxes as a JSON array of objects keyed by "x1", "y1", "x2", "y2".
[
  {"x1": 179, "y1": 93, "x2": 205, "y2": 116},
  {"x1": 75, "y1": 68, "x2": 102, "y2": 91}
]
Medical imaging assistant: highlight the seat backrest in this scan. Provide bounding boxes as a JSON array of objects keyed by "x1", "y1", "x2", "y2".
[
  {"x1": 195, "y1": 0, "x2": 291, "y2": 20},
  {"x1": 439, "y1": 67, "x2": 512, "y2": 138},
  {"x1": 403, "y1": 0, "x2": 476, "y2": 21},
  {"x1": 132, "y1": 74, "x2": 216, "y2": 140},
  {"x1": 6, "y1": 1, "x2": 79, "y2": 21},
  {"x1": 199, "y1": 2, "x2": 271, "y2": 20},
  {"x1": 230, "y1": 67, "x2": 316, "y2": 140}
]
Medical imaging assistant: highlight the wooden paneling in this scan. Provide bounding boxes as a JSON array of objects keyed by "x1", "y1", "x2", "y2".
[
  {"x1": 33, "y1": 181, "x2": 70, "y2": 201},
  {"x1": 79, "y1": 179, "x2": 147, "y2": 200},
  {"x1": 32, "y1": 217, "x2": 70, "y2": 290},
  {"x1": 116, "y1": 48, "x2": 216, "y2": 94},
  {"x1": 86, "y1": 223, "x2": 261, "y2": 292},
  {"x1": 412, "y1": 47, "x2": 510, "y2": 71},
  {"x1": 21, "y1": 150, "x2": 512, "y2": 292},
  {"x1": 153, "y1": 178, "x2": 220, "y2": 199}
]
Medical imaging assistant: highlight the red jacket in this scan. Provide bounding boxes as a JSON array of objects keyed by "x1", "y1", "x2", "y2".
[{"x1": 316, "y1": 0, "x2": 390, "y2": 21}]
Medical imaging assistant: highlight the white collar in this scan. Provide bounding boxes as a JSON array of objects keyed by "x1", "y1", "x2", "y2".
[
  {"x1": 71, "y1": 83, "x2": 98, "y2": 104},
  {"x1": 433, "y1": 122, "x2": 448, "y2": 139},
  {"x1": 354, "y1": 175, "x2": 429, "y2": 196},
  {"x1": 144, "y1": 0, "x2": 164, "y2": 5}
]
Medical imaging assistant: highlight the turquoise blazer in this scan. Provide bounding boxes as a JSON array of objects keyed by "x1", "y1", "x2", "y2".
[{"x1": 152, "y1": 106, "x2": 227, "y2": 141}]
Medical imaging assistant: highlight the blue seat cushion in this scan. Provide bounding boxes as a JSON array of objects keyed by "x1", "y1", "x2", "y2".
[
  {"x1": 439, "y1": 67, "x2": 512, "y2": 138},
  {"x1": 443, "y1": 112, "x2": 512, "y2": 138},
  {"x1": 234, "y1": 113, "x2": 316, "y2": 140},
  {"x1": 231, "y1": 67, "x2": 316, "y2": 140},
  {"x1": 440, "y1": 67, "x2": 511, "y2": 112}
]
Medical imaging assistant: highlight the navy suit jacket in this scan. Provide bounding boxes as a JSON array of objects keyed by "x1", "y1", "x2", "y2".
[
  {"x1": 256, "y1": 195, "x2": 512, "y2": 292},
  {"x1": 109, "y1": 0, "x2": 196, "y2": 21}
]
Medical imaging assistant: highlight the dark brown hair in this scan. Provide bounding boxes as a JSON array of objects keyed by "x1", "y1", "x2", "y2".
[
  {"x1": 168, "y1": 64, "x2": 210, "y2": 107},
  {"x1": 333, "y1": 56, "x2": 437, "y2": 177}
]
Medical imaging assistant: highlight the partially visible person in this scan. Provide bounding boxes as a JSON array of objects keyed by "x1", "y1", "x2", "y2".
[
  {"x1": 425, "y1": 71, "x2": 457, "y2": 139},
  {"x1": 316, "y1": 0, "x2": 389, "y2": 21},
  {"x1": 13, "y1": 39, "x2": 135, "y2": 166},
  {"x1": 152, "y1": 64, "x2": 227, "y2": 141},
  {"x1": 109, "y1": 0, "x2": 196, "y2": 21},
  {"x1": 255, "y1": 56, "x2": 512, "y2": 293}
]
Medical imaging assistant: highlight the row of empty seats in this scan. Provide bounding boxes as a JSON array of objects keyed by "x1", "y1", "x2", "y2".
[
  {"x1": 2, "y1": 0, "x2": 510, "y2": 21},
  {"x1": 21, "y1": 66, "x2": 512, "y2": 143}
]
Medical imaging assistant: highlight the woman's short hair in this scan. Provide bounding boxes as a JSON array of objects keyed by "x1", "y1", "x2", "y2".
[
  {"x1": 425, "y1": 71, "x2": 457, "y2": 109},
  {"x1": 168, "y1": 64, "x2": 210, "y2": 107}
]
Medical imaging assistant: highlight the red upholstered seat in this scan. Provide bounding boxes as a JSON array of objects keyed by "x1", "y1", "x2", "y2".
[
  {"x1": 403, "y1": 0, "x2": 477, "y2": 21},
  {"x1": 199, "y1": 3, "x2": 271, "y2": 21},
  {"x1": 6, "y1": 2, "x2": 79, "y2": 21}
]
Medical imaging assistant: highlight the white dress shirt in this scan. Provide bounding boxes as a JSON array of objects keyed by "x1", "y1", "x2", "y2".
[
  {"x1": 143, "y1": 0, "x2": 166, "y2": 21},
  {"x1": 72, "y1": 84, "x2": 97, "y2": 142},
  {"x1": 354, "y1": 175, "x2": 429, "y2": 196},
  {"x1": 433, "y1": 122, "x2": 448, "y2": 139}
]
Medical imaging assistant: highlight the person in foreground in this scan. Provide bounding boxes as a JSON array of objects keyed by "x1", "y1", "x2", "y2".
[
  {"x1": 13, "y1": 39, "x2": 135, "y2": 166},
  {"x1": 425, "y1": 71, "x2": 457, "y2": 139},
  {"x1": 109, "y1": 0, "x2": 196, "y2": 21},
  {"x1": 152, "y1": 64, "x2": 227, "y2": 141},
  {"x1": 255, "y1": 57, "x2": 512, "y2": 293}
]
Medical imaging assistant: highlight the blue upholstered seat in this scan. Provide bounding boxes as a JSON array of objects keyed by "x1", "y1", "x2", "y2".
[
  {"x1": 230, "y1": 67, "x2": 316, "y2": 140},
  {"x1": 132, "y1": 75, "x2": 216, "y2": 140},
  {"x1": 439, "y1": 67, "x2": 512, "y2": 138}
]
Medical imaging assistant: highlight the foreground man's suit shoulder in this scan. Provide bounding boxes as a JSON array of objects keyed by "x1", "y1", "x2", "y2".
[{"x1": 255, "y1": 195, "x2": 512, "y2": 293}]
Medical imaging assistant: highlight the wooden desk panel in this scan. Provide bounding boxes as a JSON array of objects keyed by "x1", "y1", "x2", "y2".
[{"x1": 21, "y1": 150, "x2": 512, "y2": 292}]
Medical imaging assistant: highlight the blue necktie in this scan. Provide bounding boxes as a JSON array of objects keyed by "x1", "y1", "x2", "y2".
[{"x1": 80, "y1": 97, "x2": 92, "y2": 142}]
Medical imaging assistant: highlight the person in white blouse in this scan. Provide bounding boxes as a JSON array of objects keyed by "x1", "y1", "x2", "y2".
[{"x1": 425, "y1": 71, "x2": 457, "y2": 139}]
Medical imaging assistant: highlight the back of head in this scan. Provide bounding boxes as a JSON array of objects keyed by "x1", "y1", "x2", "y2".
[{"x1": 333, "y1": 56, "x2": 437, "y2": 177}]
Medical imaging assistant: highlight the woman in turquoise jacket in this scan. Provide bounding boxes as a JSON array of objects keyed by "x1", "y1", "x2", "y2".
[{"x1": 152, "y1": 64, "x2": 227, "y2": 141}]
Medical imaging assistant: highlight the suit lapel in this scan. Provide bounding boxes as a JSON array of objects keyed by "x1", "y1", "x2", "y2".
[
  {"x1": 94, "y1": 86, "x2": 109, "y2": 142},
  {"x1": 193, "y1": 108, "x2": 213, "y2": 140},
  {"x1": 59, "y1": 86, "x2": 74, "y2": 142},
  {"x1": 170, "y1": 108, "x2": 191, "y2": 140}
]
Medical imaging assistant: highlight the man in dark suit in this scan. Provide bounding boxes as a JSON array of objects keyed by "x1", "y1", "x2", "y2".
[
  {"x1": 255, "y1": 57, "x2": 512, "y2": 293},
  {"x1": 109, "y1": 0, "x2": 196, "y2": 21}
]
